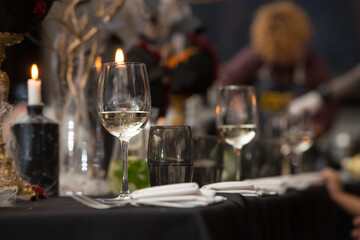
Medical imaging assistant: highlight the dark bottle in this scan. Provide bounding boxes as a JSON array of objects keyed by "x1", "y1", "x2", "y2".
[{"x1": 11, "y1": 105, "x2": 59, "y2": 196}]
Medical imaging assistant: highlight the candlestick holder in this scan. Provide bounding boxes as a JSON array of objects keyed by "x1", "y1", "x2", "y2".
[{"x1": 0, "y1": 32, "x2": 35, "y2": 200}]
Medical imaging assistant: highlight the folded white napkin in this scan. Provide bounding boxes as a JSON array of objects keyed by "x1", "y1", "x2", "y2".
[
  {"x1": 199, "y1": 172, "x2": 323, "y2": 198},
  {"x1": 282, "y1": 171, "x2": 323, "y2": 190},
  {"x1": 250, "y1": 177, "x2": 287, "y2": 195},
  {"x1": 130, "y1": 183, "x2": 225, "y2": 208},
  {"x1": 295, "y1": 171, "x2": 323, "y2": 185},
  {"x1": 201, "y1": 181, "x2": 259, "y2": 196},
  {"x1": 250, "y1": 172, "x2": 323, "y2": 193}
]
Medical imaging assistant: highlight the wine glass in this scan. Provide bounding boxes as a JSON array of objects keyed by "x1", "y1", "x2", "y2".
[
  {"x1": 216, "y1": 85, "x2": 258, "y2": 181},
  {"x1": 280, "y1": 111, "x2": 314, "y2": 174},
  {"x1": 280, "y1": 110, "x2": 313, "y2": 189},
  {"x1": 97, "y1": 62, "x2": 151, "y2": 202}
]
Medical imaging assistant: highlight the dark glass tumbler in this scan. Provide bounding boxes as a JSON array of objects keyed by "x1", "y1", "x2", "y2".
[
  {"x1": 193, "y1": 136, "x2": 224, "y2": 187},
  {"x1": 147, "y1": 126, "x2": 193, "y2": 186}
]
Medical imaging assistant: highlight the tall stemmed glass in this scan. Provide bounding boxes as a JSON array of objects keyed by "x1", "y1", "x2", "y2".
[
  {"x1": 216, "y1": 85, "x2": 258, "y2": 181},
  {"x1": 97, "y1": 62, "x2": 151, "y2": 202},
  {"x1": 280, "y1": 111, "x2": 313, "y2": 176}
]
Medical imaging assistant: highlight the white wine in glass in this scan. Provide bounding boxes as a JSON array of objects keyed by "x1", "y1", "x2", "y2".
[
  {"x1": 98, "y1": 111, "x2": 150, "y2": 138},
  {"x1": 97, "y1": 62, "x2": 151, "y2": 203},
  {"x1": 281, "y1": 130, "x2": 313, "y2": 156},
  {"x1": 216, "y1": 86, "x2": 258, "y2": 181},
  {"x1": 217, "y1": 124, "x2": 257, "y2": 150}
]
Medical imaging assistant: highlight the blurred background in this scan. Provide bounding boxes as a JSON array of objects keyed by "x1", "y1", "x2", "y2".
[
  {"x1": 192, "y1": 0, "x2": 360, "y2": 175},
  {"x1": 190, "y1": 0, "x2": 360, "y2": 142},
  {"x1": 3, "y1": 0, "x2": 360, "y2": 191},
  {"x1": 5, "y1": 0, "x2": 360, "y2": 122}
]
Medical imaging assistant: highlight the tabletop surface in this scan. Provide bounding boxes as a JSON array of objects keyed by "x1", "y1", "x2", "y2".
[{"x1": 0, "y1": 186, "x2": 354, "y2": 240}]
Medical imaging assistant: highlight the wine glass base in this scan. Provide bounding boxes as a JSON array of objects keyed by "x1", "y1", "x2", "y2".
[{"x1": 96, "y1": 192, "x2": 131, "y2": 204}]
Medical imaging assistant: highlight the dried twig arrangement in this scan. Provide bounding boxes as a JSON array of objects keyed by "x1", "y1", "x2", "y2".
[{"x1": 56, "y1": 0, "x2": 125, "y2": 99}]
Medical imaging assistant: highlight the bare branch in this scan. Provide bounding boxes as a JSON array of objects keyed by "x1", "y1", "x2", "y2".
[
  {"x1": 24, "y1": 33, "x2": 57, "y2": 52},
  {"x1": 66, "y1": 0, "x2": 125, "y2": 55},
  {"x1": 80, "y1": 33, "x2": 100, "y2": 89}
]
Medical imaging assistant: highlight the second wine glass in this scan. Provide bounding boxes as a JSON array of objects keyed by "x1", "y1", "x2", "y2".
[
  {"x1": 280, "y1": 111, "x2": 314, "y2": 175},
  {"x1": 97, "y1": 62, "x2": 151, "y2": 202},
  {"x1": 216, "y1": 85, "x2": 258, "y2": 181}
]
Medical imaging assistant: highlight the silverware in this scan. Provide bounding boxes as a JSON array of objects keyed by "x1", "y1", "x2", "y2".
[
  {"x1": 66, "y1": 192, "x2": 130, "y2": 209},
  {"x1": 67, "y1": 191, "x2": 224, "y2": 209}
]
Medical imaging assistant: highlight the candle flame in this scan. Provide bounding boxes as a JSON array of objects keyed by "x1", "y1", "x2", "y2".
[
  {"x1": 215, "y1": 105, "x2": 220, "y2": 115},
  {"x1": 31, "y1": 64, "x2": 39, "y2": 80},
  {"x1": 252, "y1": 95, "x2": 257, "y2": 106},
  {"x1": 95, "y1": 56, "x2": 102, "y2": 73},
  {"x1": 115, "y1": 48, "x2": 124, "y2": 63}
]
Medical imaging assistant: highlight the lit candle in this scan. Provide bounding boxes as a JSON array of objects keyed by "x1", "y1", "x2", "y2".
[{"x1": 27, "y1": 64, "x2": 42, "y2": 105}]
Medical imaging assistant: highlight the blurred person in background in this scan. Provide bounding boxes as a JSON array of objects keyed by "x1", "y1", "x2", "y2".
[
  {"x1": 162, "y1": 16, "x2": 218, "y2": 126},
  {"x1": 217, "y1": 1, "x2": 337, "y2": 177},
  {"x1": 289, "y1": 63, "x2": 360, "y2": 116},
  {"x1": 129, "y1": 0, "x2": 219, "y2": 126},
  {"x1": 293, "y1": 63, "x2": 360, "y2": 240},
  {"x1": 289, "y1": 63, "x2": 360, "y2": 170}
]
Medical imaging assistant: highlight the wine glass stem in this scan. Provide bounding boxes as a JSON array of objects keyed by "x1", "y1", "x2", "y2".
[
  {"x1": 234, "y1": 148, "x2": 242, "y2": 181},
  {"x1": 290, "y1": 154, "x2": 302, "y2": 175},
  {"x1": 119, "y1": 138, "x2": 130, "y2": 199}
]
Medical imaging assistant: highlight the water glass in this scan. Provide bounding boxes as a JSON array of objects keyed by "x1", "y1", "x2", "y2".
[
  {"x1": 193, "y1": 136, "x2": 224, "y2": 187},
  {"x1": 147, "y1": 126, "x2": 193, "y2": 186}
]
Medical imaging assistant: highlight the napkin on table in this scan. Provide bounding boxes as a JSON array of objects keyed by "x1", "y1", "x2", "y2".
[
  {"x1": 130, "y1": 183, "x2": 225, "y2": 208},
  {"x1": 200, "y1": 172, "x2": 323, "y2": 197},
  {"x1": 201, "y1": 181, "x2": 259, "y2": 196},
  {"x1": 250, "y1": 172, "x2": 323, "y2": 193},
  {"x1": 282, "y1": 171, "x2": 324, "y2": 190},
  {"x1": 201, "y1": 178, "x2": 288, "y2": 196},
  {"x1": 250, "y1": 177, "x2": 287, "y2": 195}
]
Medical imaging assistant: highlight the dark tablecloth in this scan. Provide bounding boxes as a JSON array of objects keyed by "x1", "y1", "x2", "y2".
[{"x1": 0, "y1": 186, "x2": 351, "y2": 240}]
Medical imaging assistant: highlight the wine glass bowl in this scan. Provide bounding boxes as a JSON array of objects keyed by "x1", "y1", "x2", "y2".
[
  {"x1": 97, "y1": 62, "x2": 151, "y2": 201},
  {"x1": 216, "y1": 85, "x2": 258, "y2": 180}
]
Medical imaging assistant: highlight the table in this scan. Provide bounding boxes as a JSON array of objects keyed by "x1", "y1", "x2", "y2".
[{"x1": 0, "y1": 186, "x2": 352, "y2": 240}]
